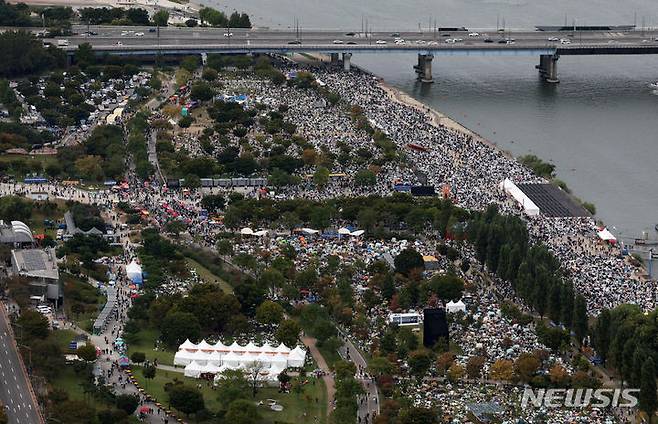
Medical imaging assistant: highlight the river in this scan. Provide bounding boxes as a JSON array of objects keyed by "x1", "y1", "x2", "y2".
[{"x1": 198, "y1": 0, "x2": 658, "y2": 240}]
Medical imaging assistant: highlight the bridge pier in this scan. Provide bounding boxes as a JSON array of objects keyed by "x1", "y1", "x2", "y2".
[
  {"x1": 538, "y1": 54, "x2": 559, "y2": 83},
  {"x1": 419, "y1": 54, "x2": 434, "y2": 83},
  {"x1": 342, "y1": 53, "x2": 352, "y2": 71},
  {"x1": 330, "y1": 53, "x2": 339, "y2": 66}
]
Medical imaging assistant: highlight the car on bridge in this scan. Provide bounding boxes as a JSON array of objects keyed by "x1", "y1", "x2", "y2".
[
  {"x1": 333, "y1": 40, "x2": 343, "y2": 44},
  {"x1": 288, "y1": 40, "x2": 301, "y2": 45},
  {"x1": 224, "y1": 32, "x2": 233, "y2": 37},
  {"x1": 560, "y1": 38, "x2": 571, "y2": 44},
  {"x1": 468, "y1": 32, "x2": 480, "y2": 37},
  {"x1": 345, "y1": 32, "x2": 356, "y2": 36},
  {"x1": 391, "y1": 32, "x2": 400, "y2": 37},
  {"x1": 376, "y1": 40, "x2": 387, "y2": 44},
  {"x1": 547, "y1": 37, "x2": 559, "y2": 41}
]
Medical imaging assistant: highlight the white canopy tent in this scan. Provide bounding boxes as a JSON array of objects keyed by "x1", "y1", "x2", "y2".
[
  {"x1": 126, "y1": 260, "x2": 143, "y2": 284},
  {"x1": 184, "y1": 361, "x2": 204, "y2": 378},
  {"x1": 240, "y1": 227, "x2": 254, "y2": 235},
  {"x1": 597, "y1": 228, "x2": 617, "y2": 243},
  {"x1": 174, "y1": 349, "x2": 196, "y2": 366},
  {"x1": 500, "y1": 179, "x2": 540, "y2": 217},
  {"x1": 179, "y1": 339, "x2": 197, "y2": 351},
  {"x1": 446, "y1": 300, "x2": 467, "y2": 314},
  {"x1": 337, "y1": 227, "x2": 351, "y2": 235},
  {"x1": 196, "y1": 339, "x2": 213, "y2": 351},
  {"x1": 350, "y1": 230, "x2": 365, "y2": 237}
]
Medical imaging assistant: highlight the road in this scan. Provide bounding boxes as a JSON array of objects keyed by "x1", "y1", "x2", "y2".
[
  {"x1": 337, "y1": 330, "x2": 379, "y2": 423},
  {"x1": 32, "y1": 25, "x2": 658, "y2": 54},
  {"x1": 0, "y1": 305, "x2": 44, "y2": 424}
]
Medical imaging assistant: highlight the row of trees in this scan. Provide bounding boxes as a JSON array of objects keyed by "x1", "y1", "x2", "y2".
[
  {"x1": 467, "y1": 205, "x2": 588, "y2": 341},
  {"x1": 198, "y1": 7, "x2": 251, "y2": 28},
  {"x1": 0, "y1": 31, "x2": 66, "y2": 77},
  {"x1": 592, "y1": 305, "x2": 657, "y2": 419}
]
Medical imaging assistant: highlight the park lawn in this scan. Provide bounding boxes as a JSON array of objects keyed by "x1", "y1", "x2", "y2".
[
  {"x1": 0, "y1": 154, "x2": 59, "y2": 178},
  {"x1": 48, "y1": 329, "x2": 78, "y2": 352},
  {"x1": 126, "y1": 328, "x2": 175, "y2": 366},
  {"x1": 131, "y1": 366, "x2": 327, "y2": 424},
  {"x1": 50, "y1": 365, "x2": 88, "y2": 402},
  {"x1": 185, "y1": 257, "x2": 233, "y2": 294}
]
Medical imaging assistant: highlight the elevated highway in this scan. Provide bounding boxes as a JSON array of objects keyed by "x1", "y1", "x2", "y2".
[{"x1": 44, "y1": 25, "x2": 658, "y2": 83}]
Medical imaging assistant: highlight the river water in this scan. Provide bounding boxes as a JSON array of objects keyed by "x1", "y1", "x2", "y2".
[{"x1": 201, "y1": 0, "x2": 658, "y2": 239}]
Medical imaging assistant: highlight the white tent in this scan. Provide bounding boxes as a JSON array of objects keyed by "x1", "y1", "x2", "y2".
[
  {"x1": 222, "y1": 351, "x2": 242, "y2": 367},
  {"x1": 229, "y1": 341, "x2": 246, "y2": 352},
  {"x1": 126, "y1": 260, "x2": 143, "y2": 284},
  {"x1": 192, "y1": 349, "x2": 212, "y2": 365},
  {"x1": 274, "y1": 343, "x2": 290, "y2": 354},
  {"x1": 500, "y1": 179, "x2": 540, "y2": 217},
  {"x1": 301, "y1": 228, "x2": 320, "y2": 234},
  {"x1": 184, "y1": 361, "x2": 204, "y2": 378},
  {"x1": 288, "y1": 347, "x2": 306, "y2": 367},
  {"x1": 261, "y1": 343, "x2": 276, "y2": 354},
  {"x1": 446, "y1": 300, "x2": 467, "y2": 314},
  {"x1": 240, "y1": 227, "x2": 254, "y2": 235},
  {"x1": 201, "y1": 362, "x2": 222, "y2": 375},
  {"x1": 338, "y1": 227, "x2": 352, "y2": 235},
  {"x1": 244, "y1": 341, "x2": 259, "y2": 352},
  {"x1": 174, "y1": 349, "x2": 196, "y2": 366},
  {"x1": 270, "y1": 353, "x2": 289, "y2": 367},
  {"x1": 179, "y1": 339, "x2": 197, "y2": 351},
  {"x1": 350, "y1": 230, "x2": 365, "y2": 237},
  {"x1": 597, "y1": 228, "x2": 617, "y2": 243},
  {"x1": 213, "y1": 341, "x2": 228, "y2": 352},
  {"x1": 208, "y1": 350, "x2": 223, "y2": 365},
  {"x1": 196, "y1": 339, "x2": 213, "y2": 351},
  {"x1": 253, "y1": 230, "x2": 269, "y2": 237}
]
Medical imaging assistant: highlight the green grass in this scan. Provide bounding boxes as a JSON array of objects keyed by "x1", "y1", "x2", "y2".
[
  {"x1": 48, "y1": 329, "x2": 78, "y2": 352},
  {"x1": 185, "y1": 257, "x2": 233, "y2": 294},
  {"x1": 126, "y1": 328, "x2": 175, "y2": 366},
  {"x1": 51, "y1": 365, "x2": 87, "y2": 401},
  {"x1": 130, "y1": 366, "x2": 327, "y2": 423}
]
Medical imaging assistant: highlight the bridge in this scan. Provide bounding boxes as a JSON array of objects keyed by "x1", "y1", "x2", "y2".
[{"x1": 49, "y1": 25, "x2": 658, "y2": 83}]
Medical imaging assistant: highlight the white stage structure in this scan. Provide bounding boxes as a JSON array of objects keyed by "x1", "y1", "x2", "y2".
[{"x1": 500, "y1": 179, "x2": 540, "y2": 217}]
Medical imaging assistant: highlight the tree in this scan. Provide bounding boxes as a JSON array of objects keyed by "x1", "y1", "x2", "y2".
[
  {"x1": 75, "y1": 42, "x2": 94, "y2": 67},
  {"x1": 489, "y1": 359, "x2": 514, "y2": 382},
  {"x1": 407, "y1": 349, "x2": 433, "y2": 381},
  {"x1": 368, "y1": 356, "x2": 395, "y2": 377},
  {"x1": 255, "y1": 300, "x2": 284, "y2": 326},
  {"x1": 549, "y1": 364, "x2": 569, "y2": 386},
  {"x1": 447, "y1": 363, "x2": 465, "y2": 382},
  {"x1": 191, "y1": 81, "x2": 214, "y2": 101},
  {"x1": 115, "y1": 394, "x2": 139, "y2": 415},
  {"x1": 394, "y1": 248, "x2": 424, "y2": 276},
  {"x1": 466, "y1": 356, "x2": 486, "y2": 380},
  {"x1": 572, "y1": 294, "x2": 588, "y2": 343},
  {"x1": 202, "y1": 68, "x2": 218, "y2": 81},
  {"x1": 17, "y1": 310, "x2": 49, "y2": 340},
  {"x1": 398, "y1": 406, "x2": 440, "y2": 424},
  {"x1": 640, "y1": 358, "x2": 657, "y2": 422},
  {"x1": 75, "y1": 155, "x2": 104, "y2": 181},
  {"x1": 216, "y1": 369, "x2": 250, "y2": 408},
  {"x1": 225, "y1": 399, "x2": 261, "y2": 424},
  {"x1": 160, "y1": 311, "x2": 201, "y2": 348},
  {"x1": 143, "y1": 363, "x2": 156, "y2": 389},
  {"x1": 592, "y1": 308, "x2": 611, "y2": 364},
  {"x1": 168, "y1": 385, "x2": 204, "y2": 416},
  {"x1": 354, "y1": 169, "x2": 376, "y2": 186},
  {"x1": 152, "y1": 10, "x2": 169, "y2": 27},
  {"x1": 130, "y1": 351, "x2": 146, "y2": 364},
  {"x1": 427, "y1": 274, "x2": 464, "y2": 302},
  {"x1": 514, "y1": 353, "x2": 540, "y2": 383},
  {"x1": 275, "y1": 319, "x2": 301, "y2": 348},
  {"x1": 313, "y1": 166, "x2": 330, "y2": 188},
  {"x1": 76, "y1": 343, "x2": 97, "y2": 362}
]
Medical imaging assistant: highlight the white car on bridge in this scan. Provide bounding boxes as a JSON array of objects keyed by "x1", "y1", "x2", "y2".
[
  {"x1": 376, "y1": 40, "x2": 387, "y2": 44},
  {"x1": 332, "y1": 39, "x2": 343, "y2": 44},
  {"x1": 468, "y1": 32, "x2": 480, "y2": 37}
]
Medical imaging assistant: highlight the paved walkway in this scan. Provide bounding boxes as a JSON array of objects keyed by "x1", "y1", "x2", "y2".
[
  {"x1": 337, "y1": 331, "x2": 379, "y2": 423},
  {"x1": 301, "y1": 336, "x2": 335, "y2": 417}
]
